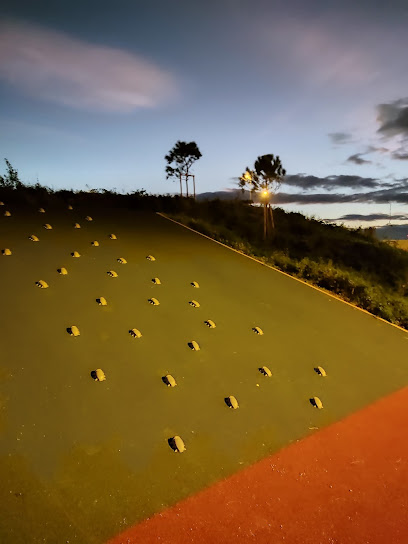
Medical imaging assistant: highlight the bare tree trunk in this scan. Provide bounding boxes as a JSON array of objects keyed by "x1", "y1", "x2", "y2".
[
  {"x1": 269, "y1": 204, "x2": 275, "y2": 230},
  {"x1": 185, "y1": 173, "x2": 189, "y2": 197},
  {"x1": 179, "y1": 172, "x2": 182, "y2": 197},
  {"x1": 263, "y1": 203, "x2": 267, "y2": 240},
  {"x1": 263, "y1": 204, "x2": 274, "y2": 239},
  {"x1": 192, "y1": 175, "x2": 196, "y2": 199}
]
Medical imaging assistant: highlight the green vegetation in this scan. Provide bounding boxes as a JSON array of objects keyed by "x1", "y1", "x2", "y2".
[
  {"x1": 0, "y1": 158, "x2": 24, "y2": 190},
  {"x1": 164, "y1": 199, "x2": 408, "y2": 329},
  {"x1": 2, "y1": 157, "x2": 408, "y2": 329}
]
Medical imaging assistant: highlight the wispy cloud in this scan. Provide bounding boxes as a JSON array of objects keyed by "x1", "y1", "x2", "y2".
[
  {"x1": 366, "y1": 145, "x2": 390, "y2": 155},
  {"x1": 328, "y1": 132, "x2": 353, "y2": 145},
  {"x1": 327, "y1": 128, "x2": 390, "y2": 167},
  {"x1": 0, "y1": 19, "x2": 178, "y2": 112},
  {"x1": 346, "y1": 153, "x2": 372, "y2": 165},
  {"x1": 392, "y1": 150, "x2": 408, "y2": 160},
  {"x1": 262, "y1": 18, "x2": 379, "y2": 89}
]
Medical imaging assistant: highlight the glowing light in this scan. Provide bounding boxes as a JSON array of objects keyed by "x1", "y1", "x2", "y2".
[{"x1": 262, "y1": 190, "x2": 269, "y2": 197}]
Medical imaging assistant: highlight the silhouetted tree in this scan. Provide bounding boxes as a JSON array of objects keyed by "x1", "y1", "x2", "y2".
[
  {"x1": 239, "y1": 154, "x2": 286, "y2": 239},
  {"x1": 165, "y1": 141, "x2": 202, "y2": 197},
  {"x1": 238, "y1": 168, "x2": 257, "y2": 202}
]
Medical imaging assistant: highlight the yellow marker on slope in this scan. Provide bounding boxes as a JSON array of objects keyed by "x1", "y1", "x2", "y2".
[{"x1": 312, "y1": 396, "x2": 323, "y2": 409}]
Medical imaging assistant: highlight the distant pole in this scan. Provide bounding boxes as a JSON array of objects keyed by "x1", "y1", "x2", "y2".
[
  {"x1": 179, "y1": 172, "x2": 183, "y2": 197},
  {"x1": 185, "y1": 174, "x2": 189, "y2": 198},
  {"x1": 192, "y1": 174, "x2": 196, "y2": 199}
]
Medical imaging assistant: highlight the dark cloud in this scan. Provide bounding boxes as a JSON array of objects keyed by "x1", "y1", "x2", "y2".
[
  {"x1": 345, "y1": 146, "x2": 390, "y2": 165},
  {"x1": 328, "y1": 132, "x2": 352, "y2": 144},
  {"x1": 392, "y1": 151, "x2": 408, "y2": 160},
  {"x1": 377, "y1": 97, "x2": 408, "y2": 137},
  {"x1": 333, "y1": 213, "x2": 408, "y2": 222},
  {"x1": 275, "y1": 178, "x2": 408, "y2": 205},
  {"x1": 346, "y1": 153, "x2": 372, "y2": 165},
  {"x1": 283, "y1": 174, "x2": 380, "y2": 190}
]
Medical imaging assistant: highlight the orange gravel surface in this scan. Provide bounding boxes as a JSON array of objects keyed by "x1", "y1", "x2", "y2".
[{"x1": 108, "y1": 386, "x2": 408, "y2": 544}]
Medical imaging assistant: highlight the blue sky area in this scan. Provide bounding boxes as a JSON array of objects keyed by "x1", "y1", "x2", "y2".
[{"x1": 1, "y1": 0, "x2": 408, "y2": 225}]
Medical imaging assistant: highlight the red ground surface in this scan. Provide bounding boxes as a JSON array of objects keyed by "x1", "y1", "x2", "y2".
[{"x1": 108, "y1": 386, "x2": 408, "y2": 544}]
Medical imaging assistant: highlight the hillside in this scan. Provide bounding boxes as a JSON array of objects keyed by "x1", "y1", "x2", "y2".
[
  {"x1": 2, "y1": 186, "x2": 408, "y2": 543},
  {"x1": 158, "y1": 197, "x2": 408, "y2": 329},
  {"x1": 3, "y1": 185, "x2": 408, "y2": 329}
]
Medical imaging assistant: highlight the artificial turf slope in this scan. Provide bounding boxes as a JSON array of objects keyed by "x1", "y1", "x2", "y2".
[{"x1": 1, "y1": 198, "x2": 408, "y2": 543}]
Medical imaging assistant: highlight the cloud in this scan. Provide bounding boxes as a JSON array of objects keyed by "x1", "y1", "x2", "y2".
[
  {"x1": 275, "y1": 193, "x2": 359, "y2": 205},
  {"x1": 333, "y1": 213, "x2": 408, "y2": 222},
  {"x1": 263, "y1": 18, "x2": 379, "y2": 89},
  {"x1": 283, "y1": 174, "x2": 380, "y2": 191},
  {"x1": 343, "y1": 145, "x2": 389, "y2": 166},
  {"x1": 274, "y1": 178, "x2": 408, "y2": 205},
  {"x1": 377, "y1": 97, "x2": 408, "y2": 138},
  {"x1": 328, "y1": 132, "x2": 353, "y2": 144},
  {"x1": 367, "y1": 145, "x2": 389, "y2": 154},
  {"x1": 0, "y1": 19, "x2": 177, "y2": 112},
  {"x1": 346, "y1": 153, "x2": 372, "y2": 165},
  {"x1": 392, "y1": 149, "x2": 408, "y2": 160}
]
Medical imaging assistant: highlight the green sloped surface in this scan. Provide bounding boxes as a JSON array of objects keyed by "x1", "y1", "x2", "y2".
[{"x1": 1, "y1": 200, "x2": 408, "y2": 543}]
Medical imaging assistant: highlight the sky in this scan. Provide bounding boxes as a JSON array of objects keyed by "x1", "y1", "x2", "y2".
[{"x1": 1, "y1": 0, "x2": 408, "y2": 226}]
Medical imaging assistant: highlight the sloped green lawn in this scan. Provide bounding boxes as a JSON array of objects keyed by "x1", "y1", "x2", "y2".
[{"x1": 1, "y1": 200, "x2": 408, "y2": 543}]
